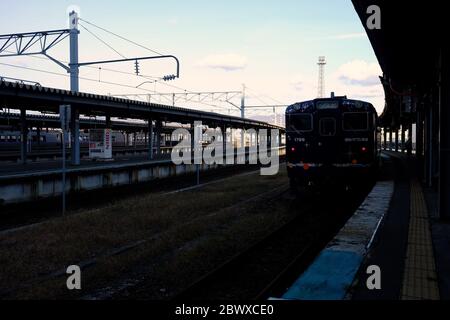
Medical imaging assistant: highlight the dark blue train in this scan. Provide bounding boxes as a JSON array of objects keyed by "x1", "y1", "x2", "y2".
[{"x1": 286, "y1": 95, "x2": 381, "y2": 193}]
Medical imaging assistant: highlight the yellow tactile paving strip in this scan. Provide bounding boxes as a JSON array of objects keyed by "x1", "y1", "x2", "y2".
[{"x1": 401, "y1": 179, "x2": 440, "y2": 300}]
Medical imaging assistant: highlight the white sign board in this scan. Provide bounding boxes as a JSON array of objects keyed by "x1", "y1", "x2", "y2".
[{"x1": 89, "y1": 129, "x2": 113, "y2": 160}]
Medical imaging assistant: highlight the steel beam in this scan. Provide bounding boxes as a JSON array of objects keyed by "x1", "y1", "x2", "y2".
[{"x1": 0, "y1": 29, "x2": 70, "y2": 57}]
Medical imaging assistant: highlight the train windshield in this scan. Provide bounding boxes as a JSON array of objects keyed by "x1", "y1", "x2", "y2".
[
  {"x1": 343, "y1": 112, "x2": 369, "y2": 131},
  {"x1": 320, "y1": 118, "x2": 336, "y2": 136},
  {"x1": 287, "y1": 114, "x2": 313, "y2": 132}
]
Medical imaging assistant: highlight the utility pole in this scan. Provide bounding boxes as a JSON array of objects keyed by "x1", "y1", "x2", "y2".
[
  {"x1": 241, "y1": 84, "x2": 246, "y2": 119},
  {"x1": 69, "y1": 11, "x2": 81, "y2": 165},
  {"x1": 69, "y1": 11, "x2": 79, "y2": 92},
  {"x1": 317, "y1": 56, "x2": 326, "y2": 98}
]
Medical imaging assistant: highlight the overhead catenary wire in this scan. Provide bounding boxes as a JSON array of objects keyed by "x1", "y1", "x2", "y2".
[
  {"x1": 78, "y1": 23, "x2": 127, "y2": 59},
  {"x1": 2, "y1": 49, "x2": 161, "y2": 80},
  {"x1": 245, "y1": 86, "x2": 288, "y2": 107},
  {"x1": 79, "y1": 18, "x2": 164, "y2": 56},
  {"x1": 2, "y1": 20, "x2": 284, "y2": 116},
  {"x1": 0, "y1": 62, "x2": 160, "y2": 93},
  {"x1": 75, "y1": 19, "x2": 226, "y2": 98},
  {"x1": 0, "y1": 20, "x2": 285, "y2": 119},
  {"x1": 0, "y1": 62, "x2": 232, "y2": 112},
  {"x1": 65, "y1": 20, "x2": 226, "y2": 101}
]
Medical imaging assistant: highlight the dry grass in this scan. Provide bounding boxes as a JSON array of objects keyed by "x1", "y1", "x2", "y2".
[{"x1": 0, "y1": 166, "x2": 292, "y2": 299}]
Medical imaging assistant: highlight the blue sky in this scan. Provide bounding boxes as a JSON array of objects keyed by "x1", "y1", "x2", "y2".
[{"x1": 0, "y1": 1, "x2": 384, "y2": 121}]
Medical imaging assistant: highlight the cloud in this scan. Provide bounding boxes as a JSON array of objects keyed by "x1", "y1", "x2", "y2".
[
  {"x1": 331, "y1": 32, "x2": 366, "y2": 40},
  {"x1": 336, "y1": 60, "x2": 382, "y2": 86},
  {"x1": 196, "y1": 54, "x2": 248, "y2": 72},
  {"x1": 167, "y1": 17, "x2": 178, "y2": 25},
  {"x1": 290, "y1": 74, "x2": 306, "y2": 92}
]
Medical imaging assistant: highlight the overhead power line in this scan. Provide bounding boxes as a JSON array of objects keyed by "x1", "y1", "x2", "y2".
[
  {"x1": 0, "y1": 62, "x2": 159, "y2": 93},
  {"x1": 79, "y1": 18, "x2": 164, "y2": 56},
  {"x1": 245, "y1": 86, "x2": 288, "y2": 106},
  {"x1": 2, "y1": 49, "x2": 161, "y2": 80},
  {"x1": 78, "y1": 23, "x2": 127, "y2": 59},
  {"x1": 0, "y1": 62, "x2": 233, "y2": 112}
]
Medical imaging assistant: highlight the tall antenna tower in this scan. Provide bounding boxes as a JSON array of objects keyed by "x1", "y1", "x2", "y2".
[{"x1": 317, "y1": 56, "x2": 326, "y2": 98}]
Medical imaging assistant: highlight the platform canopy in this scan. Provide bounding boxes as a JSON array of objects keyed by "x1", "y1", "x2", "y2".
[{"x1": 351, "y1": 0, "x2": 444, "y2": 128}]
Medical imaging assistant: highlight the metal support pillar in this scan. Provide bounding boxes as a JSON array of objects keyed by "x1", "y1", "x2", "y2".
[
  {"x1": 20, "y1": 108, "x2": 27, "y2": 165},
  {"x1": 383, "y1": 127, "x2": 387, "y2": 150},
  {"x1": 191, "y1": 122, "x2": 200, "y2": 185},
  {"x1": 70, "y1": 108, "x2": 80, "y2": 165},
  {"x1": 389, "y1": 129, "x2": 393, "y2": 151},
  {"x1": 407, "y1": 121, "x2": 413, "y2": 156},
  {"x1": 395, "y1": 128, "x2": 399, "y2": 152},
  {"x1": 401, "y1": 125, "x2": 406, "y2": 153},
  {"x1": 148, "y1": 120, "x2": 154, "y2": 160},
  {"x1": 190, "y1": 124, "x2": 195, "y2": 157},
  {"x1": 69, "y1": 11, "x2": 80, "y2": 165},
  {"x1": 241, "y1": 84, "x2": 246, "y2": 119},
  {"x1": 416, "y1": 108, "x2": 424, "y2": 179},
  {"x1": 36, "y1": 127, "x2": 41, "y2": 151},
  {"x1": 425, "y1": 102, "x2": 433, "y2": 187},
  {"x1": 155, "y1": 120, "x2": 162, "y2": 155},
  {"x1": 105, "y1": 115, "x2": 111, "y2": 128},
  {"x1": 439, "y1": 48, "x2": 450, "y2": 220},
  {"x1": 69, "y1": 11, "x2": 80, "y2": 93},
  {"x1": 222, "y1": 125, "x2": 227, "y2": 161}
]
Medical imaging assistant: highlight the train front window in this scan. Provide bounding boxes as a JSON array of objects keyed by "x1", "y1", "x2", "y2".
[
  {"x1": 320, "y1": 118, "x2": 336, "y2": 136},
  {"x1": 343, "y1": 112, "x2": 369, "y2": 131},
  {"x1": 287, "y1": 114, "x2": 313, "y2": 132}
]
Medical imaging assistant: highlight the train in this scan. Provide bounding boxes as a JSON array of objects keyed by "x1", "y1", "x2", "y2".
[
  {"x1": 0, "y1": 130, "x2": 176, "y2": 150},
  {"x1": 0, "y1": 130, "x2": 122, "y2": 148},
  {"x1": 285, "y1": 95, "x2": 381, "y2": 193}
]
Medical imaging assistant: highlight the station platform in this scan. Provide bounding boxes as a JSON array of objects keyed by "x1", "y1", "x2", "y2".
[
  {"x1": 280, "y1": 151, "x2": 449, "y2": 300},
  {"x1": 0, "y1": 153, "x2": 171, "y2": 180}
]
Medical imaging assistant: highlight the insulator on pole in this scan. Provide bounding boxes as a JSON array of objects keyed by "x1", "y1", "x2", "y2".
[{"x1": 134, "y1": 60, "x2": 140, "y2": 75}]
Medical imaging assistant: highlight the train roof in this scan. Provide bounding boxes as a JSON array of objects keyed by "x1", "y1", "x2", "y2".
[{"x1": 286, "y1": 96, "x2": 376, "y2": 114}]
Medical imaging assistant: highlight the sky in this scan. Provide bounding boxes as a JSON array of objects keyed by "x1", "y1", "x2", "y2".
[{"x1": 0, "y1": 0, "x2": 385, "y2": 124}]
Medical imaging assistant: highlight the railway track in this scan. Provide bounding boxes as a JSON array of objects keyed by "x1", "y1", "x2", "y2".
[
  {"x1": 0, "y1": 183, "x2": 290, "y2": 299},
  {"x1": 173, "y1": 181, "x2": 374, "y2": 301}
]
